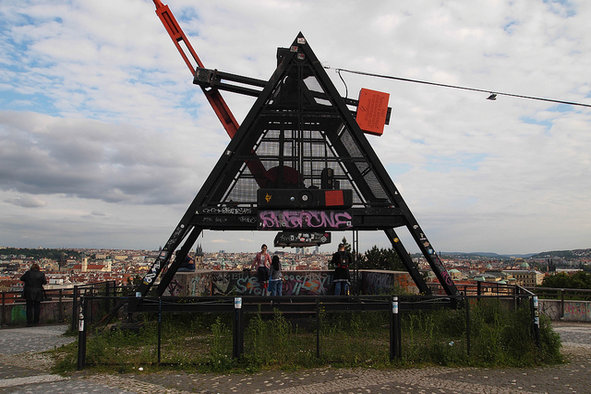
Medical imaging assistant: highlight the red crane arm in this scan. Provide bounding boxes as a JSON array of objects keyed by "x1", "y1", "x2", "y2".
[
  {"x1": 153, "y1": 0, "x2": 239, "y2": 138},
  {"x1": 153, "y1": 0, "x2": 268, "y2": 185}
]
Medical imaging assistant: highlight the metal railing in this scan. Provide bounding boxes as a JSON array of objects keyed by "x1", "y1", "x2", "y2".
[
  {"x1": 0, "y1": 281, "x2": 125, "y2": 328},
  {"x1": 75, "y1": 291, "x2": 542, "y2": 369},
  {"x1": 1, "y1": 287, "x2": 75, "y2": 327},
  {"x1": 70, "y1": 281, "x2": 133, "y2": 331}
]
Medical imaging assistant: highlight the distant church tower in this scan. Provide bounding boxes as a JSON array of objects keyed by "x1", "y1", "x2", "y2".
[
  {"x1": 81, "y1": 257, "x2": 88, "y2": 272},
  {"x1": 195, "y1": 244, "x2": 204, "y2": 269}
]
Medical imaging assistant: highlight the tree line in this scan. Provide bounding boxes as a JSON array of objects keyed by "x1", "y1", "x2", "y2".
[{"x1": 542, "y1": 271, "x2": 591, "y2": 289}]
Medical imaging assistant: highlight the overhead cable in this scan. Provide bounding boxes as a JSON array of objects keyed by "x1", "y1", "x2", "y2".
[{"x1": 324, "y1": 66, "x2": 591, "y2": 109}]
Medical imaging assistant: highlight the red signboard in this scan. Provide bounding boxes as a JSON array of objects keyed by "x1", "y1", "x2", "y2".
[{"x1": 356, "y1": 88, "x2": 390, "y2": 136}]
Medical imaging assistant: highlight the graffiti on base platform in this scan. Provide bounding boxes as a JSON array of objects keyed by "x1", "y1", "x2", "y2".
[
  {"x1": 167, "y1": 278, "x2": 183, "y2": 297},
  {"x1": 209, "y1": 271, "x2": 331, "y2": 296},
  {"x1": 362, "y1": 271, "x2": 394, "y2": 295}
]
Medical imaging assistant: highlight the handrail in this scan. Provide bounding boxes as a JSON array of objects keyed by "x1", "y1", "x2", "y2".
[{"x1": 526, "y1": 286, "x2": 591, "y2": 294}]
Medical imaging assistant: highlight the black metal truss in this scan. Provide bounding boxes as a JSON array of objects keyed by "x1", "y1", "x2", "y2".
[{"x1": 138, "y1": 33, "x2": 458, "y2": 297}]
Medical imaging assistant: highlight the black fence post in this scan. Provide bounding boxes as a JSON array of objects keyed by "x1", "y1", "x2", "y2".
[
  {"x1": 560, "y1": 289, "x2": 565, "y2": 319},
  {"x1": 530, "y1": 296, "x2": 541, "y2": 348},
  {"x1": 476, "y1": 281, "x2": 482, "y2": 304},
  {"x1": 77, "y1": 296, "x2": 87, "y2": 370},
  {"x1": 232, "y1": 297, "x2": 243, "y2": 359},
  {"x1": 86, "y1": 289, "x2": 93, "y2": 326},
  {"x1": 1, "y1": 291, "x2": 5, "y2": 327},
  {"x1": 104, "y1": 281, "x2": 110, "y2": 314},
  {"x1": 465, "y1": 294, "x2": 471, "y2": 356},
  {"x1": 58, "y1": 289, "x2": 63, "y2": 322},
  {"x1": 390, "y1": 296, "x2": 401, "y2": 361},
  {"x1": 316, "y1": 298, "x2": 321, "y2": 359},
  {"x1": 71, "y1": 286, "x2": 79, "y2": 332},
  {"x1": 157, "y1": 296, "x2": 162, "y2": 365}
]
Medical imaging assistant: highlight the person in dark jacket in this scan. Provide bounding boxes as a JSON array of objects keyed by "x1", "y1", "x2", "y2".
[
  {"x1": 20, "y1": 263, "x2": 47, "y2": 326},
  {"x1": 331, "y1": 243, "x2": 351, "y2": 295},
  {"x1": 269, "y1": 255, "x2": 283, "y2": 296}
]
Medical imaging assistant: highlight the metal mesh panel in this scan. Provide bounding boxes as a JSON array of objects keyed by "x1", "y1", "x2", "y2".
[
  {"x1": 223, "y1": 165, "x2": 257, "y2": 204},
  {"x1": 213, "y1": 65, "x2": 391, "y2": 207}
]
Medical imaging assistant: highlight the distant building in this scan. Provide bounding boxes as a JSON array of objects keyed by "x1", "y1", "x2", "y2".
[
  {"x1": 502, "y1": 269, "x2": 544, "y2": 287},
  {"x1": 72, "y1": 257, "x2": 112, "y2": 273},
  {"x1": 447, "y1": 269, "x2": 463, "y2": 280}
]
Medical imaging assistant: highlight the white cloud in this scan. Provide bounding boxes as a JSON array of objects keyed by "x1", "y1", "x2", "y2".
[
  {"x1": 0, "y1": 0, "x2": 590, "y2": 254},
  {"x1": 5, "y1": 194, "x2": 47, "y2": 208}
]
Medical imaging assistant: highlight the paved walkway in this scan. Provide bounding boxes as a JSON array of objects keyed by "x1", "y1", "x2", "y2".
[{"x1": 0, "y1": 322, "x2": 589, "y2": 393}]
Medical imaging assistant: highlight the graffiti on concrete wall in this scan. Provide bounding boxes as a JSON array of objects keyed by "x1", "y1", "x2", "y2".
[
  {"x1": 539, "y1": 300, "x2": 591, "y2": 322},
  {"x1": 165, "y1": 272, "x2": 212, "y2": 296},
  {"x1": 210, "y1": 271, "x2": 332, "y2": 296},
  {"x1": 564, "y1": 302, "x2": 591, "y2": 321},
  {"x1": 361, "y1": 270, "x2": 418, "y2": 295},
  {"x1": 212, "y1": 271, "x2": 250, "y2": 295},
  {"x1": 282, "y1": 272, "x2": 331, "y2": 295},
  {"x1": 190, "y1": 274, "x2": 211, "y2": 296},
  {"x1": 166, "y1": 278, "x2": 183, "y2": 297},
  {"x1": 168, "y1": 270, "x2": 420, "y2": 297},
  {"x1": 362, "y1": 271, "x2": 394, "y2": 295}
]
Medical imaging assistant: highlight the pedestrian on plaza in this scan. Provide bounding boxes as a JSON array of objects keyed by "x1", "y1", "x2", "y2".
[
  {"x1": 331, "y1": 243, "x2": 351, "y2": 295},
  {"x1": 20, "y1": 263, "x2": 47, "y2": 326},
  {"x1": 269, "y1": 255, "x2": 283, "y2": 296},
  {"x1": 250, "y1": 244, "x2": 271, "y2": 295}
]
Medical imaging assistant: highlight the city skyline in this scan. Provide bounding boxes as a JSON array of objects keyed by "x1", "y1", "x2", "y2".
[{"x1": 1, "y1": 1, "x2": 591, "y2": 254}]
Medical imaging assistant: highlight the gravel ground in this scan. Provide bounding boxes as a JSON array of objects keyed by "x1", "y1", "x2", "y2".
[{"x1": 0, "y1": 322, "x2": 589, "y2": 393}]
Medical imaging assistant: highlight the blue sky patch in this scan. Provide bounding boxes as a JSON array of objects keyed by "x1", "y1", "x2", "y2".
[
  {"x1": 0, "y1": 90, "x2": 58, "y2": 116},
  {"x1": 543, "y1": 0, "x2": 576, "y2": 17},
  {"x1": 520, "y1": 116, "x2": 552, "y2": 132}
]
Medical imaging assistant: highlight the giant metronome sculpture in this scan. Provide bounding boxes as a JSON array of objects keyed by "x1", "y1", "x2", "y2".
[{"x1": 138, "y1": 1, "x2": 458, "y2": 297}]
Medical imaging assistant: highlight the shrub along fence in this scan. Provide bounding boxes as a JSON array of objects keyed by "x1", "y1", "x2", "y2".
[{"x1": 71, "y1": 289, "x2": 558, "y2": 371}]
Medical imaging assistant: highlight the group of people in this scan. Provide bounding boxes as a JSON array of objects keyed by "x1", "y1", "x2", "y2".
[
  {"x1": 250, "y1": 244, "x2": 284, "y2": 296},
  {"x1": 250, "y1": 242, "x2": 352, "y2": 296}
]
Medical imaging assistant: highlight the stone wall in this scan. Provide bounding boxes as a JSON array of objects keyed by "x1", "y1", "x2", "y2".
[
  {"x1": 539, "y1": 299, "x2": 591, "y2": 322},
  {"x1": 1, "y1": 299, "x2": 72, "y2": 327}
]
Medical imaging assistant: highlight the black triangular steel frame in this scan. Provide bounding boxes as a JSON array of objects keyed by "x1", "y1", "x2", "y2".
[{"x1": 138, "y1": 33, "x2": 458, "y2": 297}]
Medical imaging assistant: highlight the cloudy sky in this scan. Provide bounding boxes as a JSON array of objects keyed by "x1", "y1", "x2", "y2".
[{"x1": 1, "y1": 0, "x2": 590, "y2": 254}]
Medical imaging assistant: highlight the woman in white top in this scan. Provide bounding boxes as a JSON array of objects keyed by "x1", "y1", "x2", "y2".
[{"x1": 250, "y1": 244, "x2": 271, "y2": 294}]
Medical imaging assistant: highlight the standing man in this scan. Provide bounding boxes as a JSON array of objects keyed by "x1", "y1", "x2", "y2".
[
  {"x1": 331, "y1": 243, "x2": 352, "y2": 295},
  {"x1": 20, "y1": 263, "x2": 47, "y2": 326},
  {"x1": 250, "y1": 244, "x2": 271, "y2": 295}
]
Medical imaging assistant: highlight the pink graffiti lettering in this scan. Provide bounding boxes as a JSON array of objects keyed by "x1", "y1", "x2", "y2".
[{"x1": 259, "y1": 210, "x2": 352, "y2": 230}]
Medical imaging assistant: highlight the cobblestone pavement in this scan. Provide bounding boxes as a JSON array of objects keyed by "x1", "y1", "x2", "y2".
[{"x1": 0, "y1": 322, "x2": 589, "y2": 393}]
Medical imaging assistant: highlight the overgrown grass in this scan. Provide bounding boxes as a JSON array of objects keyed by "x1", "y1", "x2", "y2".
[{"x1": 50, "y1": 299, "x2": 562, "y2": 374}]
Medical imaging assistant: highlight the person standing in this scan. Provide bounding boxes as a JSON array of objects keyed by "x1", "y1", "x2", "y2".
[
  {"x1": 331, "y1": 243, "x2": 351, "y2": 295},
  {"x1": 269, "y1": 255, "x2": 283, "y2": 296},
  {"x1": 20, "y1": 263, "x2": 47, "y2": 326},
  {"x1": 250, "y1": 244, "x2": 271, "y2": 295}
]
